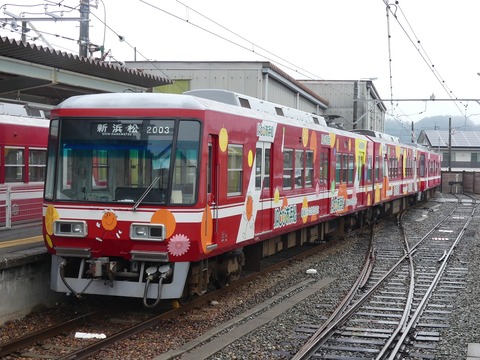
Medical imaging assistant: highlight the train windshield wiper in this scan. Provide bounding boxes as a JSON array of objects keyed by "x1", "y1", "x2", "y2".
[{"x1": 132, "y1": 176, "x2": 160, "y2": 211}]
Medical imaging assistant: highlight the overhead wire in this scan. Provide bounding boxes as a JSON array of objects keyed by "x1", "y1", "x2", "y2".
[
  {"x1": 383, "y1": 0, "x2": 465, "y2": 119},
  {"x1": 0, "y1": 1, "x2": 80, "y2": 53},
  {"x1": 1, "y1": 0, "x2": 377, "y2": 100},
  {"x1": 4, "y1": 0, "x2": 468, "y2": 129},
  {"x1": 140, "y1": 0, "x2": 361, "y2": 98}
]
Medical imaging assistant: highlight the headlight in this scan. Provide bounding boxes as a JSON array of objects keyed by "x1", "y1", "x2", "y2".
[
  {"x1": 54, "y1": 220, "x2": 87, "y2": 237},
  {"x1": 134, "y1": 226, "x2": 148, "y2": 237},
  {"x1": 131, "y1": 223, "x2": 165, "y2": 241}
]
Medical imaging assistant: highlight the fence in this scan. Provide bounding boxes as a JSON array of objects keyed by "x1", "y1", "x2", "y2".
[
  {"x1": 441, "y1": 171, "x2": 480, "y2": 194},
  {"x1": 0, "y1": 184, "x2": 43, "y2": 229}
]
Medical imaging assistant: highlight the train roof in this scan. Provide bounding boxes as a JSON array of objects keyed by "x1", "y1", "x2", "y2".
[
  {"x1": 184, "y1": 89, "x2": 328, "y2": 127},
  {"x1": 54, "y1": 92, "x2": 204, "y2": 111},
  {"x1": 350, "y1": 129, "x2": 400, "y2": 143},
  {"x1": 54, "y1": 91, "x2": 332, "y2": 131},
  {"x1": 55, "y1": 92, "x2": 430, "y2": 150},
  {"x1": 0, "y1": 113, "x2": 50, "y2": 128}
]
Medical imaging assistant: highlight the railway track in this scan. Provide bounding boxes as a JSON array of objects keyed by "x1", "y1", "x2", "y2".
[
  {"x1": 0, "y1": 235, "x2": 337, "y2": 359},
  {"x1": 292, "y1": 196, "x2": 477, "y2": 359}
]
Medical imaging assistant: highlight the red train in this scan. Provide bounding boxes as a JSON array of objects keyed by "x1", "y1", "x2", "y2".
[
  {"x1": 42, "y1": 90, "x2": 441, "y2": 306},
  {"x1": 0, "y1": 113, "x2": 49, "y2": 228}
]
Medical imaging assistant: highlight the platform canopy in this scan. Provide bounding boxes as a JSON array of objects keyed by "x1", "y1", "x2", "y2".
[{"x1": 0, "y1": 36, "x2": 171, "y2": 109}]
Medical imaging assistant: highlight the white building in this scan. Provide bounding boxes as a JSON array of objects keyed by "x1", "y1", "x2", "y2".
[{"x1": 417, "y1": 129, "x2": 480, "y2": 170}]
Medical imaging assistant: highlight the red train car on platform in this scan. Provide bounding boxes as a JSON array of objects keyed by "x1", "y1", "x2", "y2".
[{"x1": 0, "y1": 114, "x2": 49, "y2": 228}]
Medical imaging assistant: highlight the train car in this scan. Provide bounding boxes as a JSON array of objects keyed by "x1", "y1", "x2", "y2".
[
  {"x1": 43, "y1": 90, "x2": 441, "y2": 306},
  {"x1": 0, "y1": 113, "x2": 49, "y2": 227}
]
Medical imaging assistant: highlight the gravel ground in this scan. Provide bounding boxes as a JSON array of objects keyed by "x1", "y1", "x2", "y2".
[
  {"x1": 180, "y1": 193, "x2": 480, "y2": 360},
  {"x1": 1, "y1": 192, "x2": 478, "y2": 360}
]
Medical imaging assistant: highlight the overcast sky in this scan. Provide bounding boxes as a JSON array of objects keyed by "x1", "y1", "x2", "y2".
[{"x1": 2, "y1": 0, "x2": 480, "y2": 127}]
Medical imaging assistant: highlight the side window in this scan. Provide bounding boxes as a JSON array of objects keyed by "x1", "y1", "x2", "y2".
[
  {"x1": 264, "y1": 148, "x2": 270, "y2": 189},
  {"x1": 295, "y1": 150, "x2": 304, "y2": 188},
  {"x1": 366, "y1": 155, "x2": 372, "y2": 182},
  {"x1": 389, "y1": 158, "x2": 394, "y2": 178},
  {"x1": 384, "y1": 156, "x2": 388, "y2": 179},
  {"x1": 28, "y1": 149, "x2": 47, "y2": 182},
  {"x1": 348, "y1": 154, "x2": 354, "y2": 183},
  {"x1": 335, "y1": 153, "x2": 341, "y2": 183},
  {"x1": 5, "y1": 147, "x2": 25, "y2": 182},
  {"x1": 320, "y1": 148, "x2": 329, "y2": 183},
  {"x1": 255, "y1": 147, "x2": 263, "y2": 190},
  {"x1": 342, "y1": 154, "x2": 348, "y2": 183},
  {"x1": 283, "y1": 149, "x2": 293, "y2": 189},
  {"x1": 419, "y1": 154, "x2": 425, "y2": 177},
  {"x1": 305, "y1": 150, "x2": 314, "y2": 187},
  {"x1": 255, "y1": 146, "x2": 271, "y2": 190},
  {"x1": 227, "y1": 144, "x2": 243, "y2": 196}
]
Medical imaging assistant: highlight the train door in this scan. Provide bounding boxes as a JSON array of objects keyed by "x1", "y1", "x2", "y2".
[
  {"x1": 372, "y1": 142, "x2": 382, "y2": 204},
  {"x1": 400, "y1": 154, "x2": 404, "y2": 180},
  {"x1": 419, "y1": 153, "x2": 426, "y2": 191},
  {"x1": 254, "y1": 142, "x2": 272, "y2": 234},
  {"x1": 357, "y1": 152, "x2": 365, "y2": 206},
  {"x1": 319, "y1": 146, "x2": 330, "y2": 211},
  {"x1": 207, "y1": 135, "x2": 219, "y2": 243}
]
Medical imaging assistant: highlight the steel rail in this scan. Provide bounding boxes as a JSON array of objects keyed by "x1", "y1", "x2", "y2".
[
  {"x1": 375, "y1": 210, "x2": 416, "y2": 359},
  {"x1": 292, "y1": 203, "x2": 462, "y2": 359},
  {"x1": 55, "y1": 237, "x2": 336, "y2": 359},
  {"x1": 0, "y1": 311, "x2": 102, "y2": 357},
  {"x1": 386, "y1": 201, "x2": 477, "y2": 359},
  {"x1": 291, "y1": 223, "x2": 377, "y2": 359}
]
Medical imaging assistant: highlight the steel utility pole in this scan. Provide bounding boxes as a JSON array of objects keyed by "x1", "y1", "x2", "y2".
[
  {"x1": 448, "y1": 117, "x2": 452, "y2": 171},
  {"x1": 79, "y1": 0, "x2": 90, "y2": 58}
]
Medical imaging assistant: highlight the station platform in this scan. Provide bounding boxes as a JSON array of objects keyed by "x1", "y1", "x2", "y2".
[{"x1": 0, "y1": 223, "x2": 46, "y2": 268}]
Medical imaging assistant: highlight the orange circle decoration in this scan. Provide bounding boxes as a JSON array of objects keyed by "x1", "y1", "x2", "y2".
[
  {"x1": 274, "y1": 188, "x2": 280, "y2": 204},
  {"x1": 219, "y1": 128, "x2": 228, "y2": 152},
  {"x1": 310, "y1": 131, "x2": 317, "y2": 162},
  {"x1": 151, "y1": 209, "x2": 176, "y2": 239},
  {"x1": 248, "y1": 150, "x2": 253, "y2": 167},
  {"x1": 45, "y1": 234, "x2": 53, "y2": 249},
  {"x1": 302, "y1": 128, "x2": 309, "y2": 147},
  {"x1": 45, "y1": 205, "x2": 59, "y2": 236},
  {"x1": 245, "y1": 195, "x2": 253, "y2": 221},
  {"x1": 200, "y1": 205, "x2": 213, "y2": 253},
  {"x1": 101, "y1": 210, "x2": 118, "y2": 231},
  {"x1": 301, "y1": 197, "x2": 309, "y2": 224},
  {"x1": 330, "y1": 133, "x2": 336, "y2": 148}
]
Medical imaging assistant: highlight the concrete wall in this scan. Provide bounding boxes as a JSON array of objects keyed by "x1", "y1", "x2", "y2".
[{"x1": 0, "y1": 247, "x2": 61, "y2": 325}]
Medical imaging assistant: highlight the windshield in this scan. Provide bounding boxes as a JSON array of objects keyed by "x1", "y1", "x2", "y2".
[{"x1": 45, "y1": 118, "x2": 200, "y2": 205}]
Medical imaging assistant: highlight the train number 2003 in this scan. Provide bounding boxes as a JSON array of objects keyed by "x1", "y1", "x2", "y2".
[{"x1": 146, "y1": 126, "x2": 171, "y2": 134}]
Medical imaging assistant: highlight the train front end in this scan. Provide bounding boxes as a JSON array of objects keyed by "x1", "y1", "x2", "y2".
[{"x1": 43, "y1": 94, "x2": 204, "y2": 305}]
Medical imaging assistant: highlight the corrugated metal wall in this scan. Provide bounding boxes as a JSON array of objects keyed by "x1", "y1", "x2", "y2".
[{"x1": 126, "y1": 61, "x2": 326, "y2": 115}]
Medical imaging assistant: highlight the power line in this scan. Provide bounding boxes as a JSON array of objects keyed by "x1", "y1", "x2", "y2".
[{"x1": 383, "y1": 0, "x2": 464, "y2": 118}]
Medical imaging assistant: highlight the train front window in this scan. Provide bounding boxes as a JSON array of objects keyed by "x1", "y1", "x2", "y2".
[{"x1": 52, "y1": 118, "x2": 200, "y2": 205}]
